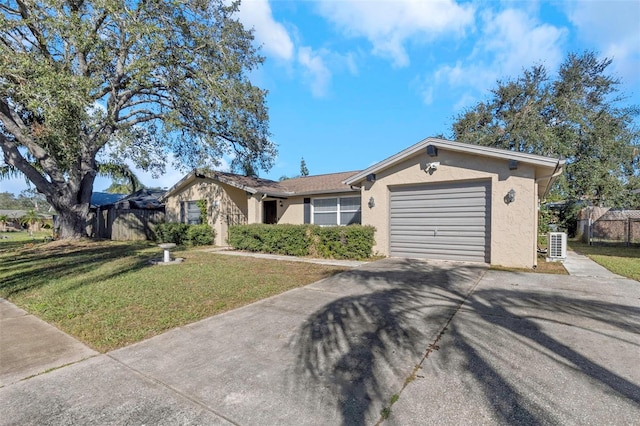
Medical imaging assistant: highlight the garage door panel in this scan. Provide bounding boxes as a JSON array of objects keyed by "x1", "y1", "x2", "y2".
[
  {"x1": 390, "y1": 230, "x2": 487, "y2": 239},
  {"x1": 389, "y1": 181, "x2": 490, "y2": 263},
  {"x1": 392, "y1": 193, "x2": 484, "y2": 208},
  {"x1": 392, "y1": 205, "x2": 486, "y2": 213},
  {"x1": 390, "y1": 247, "x2": 486, "y2": 262},
  {"x1": 391, "y1": 214, "x2": 487, "y2": 223},
  {"x1": 391, "y1": 217, "x2": 487, "y2": 226}
]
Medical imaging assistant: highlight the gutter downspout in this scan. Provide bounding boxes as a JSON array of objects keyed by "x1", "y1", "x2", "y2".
[
  {"x1": 536, "y1": 159, "x2": 565, "y2": 200},
  {"x1": 533, "y1": 158, "x2": 565, "y2": 268}
]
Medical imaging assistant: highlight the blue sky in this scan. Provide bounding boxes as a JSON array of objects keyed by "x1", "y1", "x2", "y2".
[{"x1": 2, "y1": 0, "x2": 639, "y2": 195}]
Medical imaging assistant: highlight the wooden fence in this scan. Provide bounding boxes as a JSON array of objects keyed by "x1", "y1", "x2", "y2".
[{"x1": 88, "y1": 209, "x2": 165, "y2": 241}]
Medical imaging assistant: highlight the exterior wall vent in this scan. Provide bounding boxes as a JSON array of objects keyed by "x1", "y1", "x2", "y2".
[{"x1": 547, "y1": 232, "x2": 567, "y2": 261}]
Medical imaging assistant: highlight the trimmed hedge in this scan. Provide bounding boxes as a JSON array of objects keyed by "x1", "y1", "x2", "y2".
[
  {"x1": 228, "y1": 224, "x2": 375, "y2": 260},
  {"x1": 155, "y1": 223, "x2": 215, "y2": 246}
]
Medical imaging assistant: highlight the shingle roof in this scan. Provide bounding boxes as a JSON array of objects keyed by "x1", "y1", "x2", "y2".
[
  {"x1": 205, "y1": 170, "x2": 285, "y2": 195},
  {"x1": 279, "y1": 171, "x2": 360, "y2": 195},
  {"x1": 162, "y1": 169, "x2": 360, "y2": 200},
  {"x1": 598, "y1": 209, "x2": 640, "y2": 220}
]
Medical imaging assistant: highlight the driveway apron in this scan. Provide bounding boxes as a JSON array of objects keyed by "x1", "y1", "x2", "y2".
[{"x1": 1, "y1": 258, "x2": 639, "y2": 425}]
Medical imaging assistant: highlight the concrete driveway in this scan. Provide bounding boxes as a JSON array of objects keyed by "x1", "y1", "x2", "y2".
[{"x1": 1, "y1": 257, "x2": 639, "y2": 425}]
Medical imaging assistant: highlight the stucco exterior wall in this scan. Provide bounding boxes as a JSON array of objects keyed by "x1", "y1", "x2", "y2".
[
  {"x1": 361, "y1": 150, "x2": 538, "y2": 268},
  {"x1": 278, "y1": 197, "x2": 304, "y2": 224},
  {"x1": 277, "y1": 192, "x2": 360, "y2": 225},
  {"x1": 164, "y1": 178, "x2": 248, "y2": 246}
]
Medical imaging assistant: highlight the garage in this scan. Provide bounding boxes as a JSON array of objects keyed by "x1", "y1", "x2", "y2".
[
  {"x1": 344, "y1": 137, "x2": 565, "y2": 268},
  {"x1": 389, "y1": 180, "x2": 491, "y2": 263}
]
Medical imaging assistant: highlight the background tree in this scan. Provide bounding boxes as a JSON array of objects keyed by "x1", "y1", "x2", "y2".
[
  {"x1": 0, "y1": 189, "x2": 52, "y2": 212},
  {"x1": 20, "y1": 208, "x2": 40, "y2": 233},
  {"x1": 300, "y1": 157, "x2": 309, "y2": 176},
  {"x1": 0, "y1": 0, "x2": 276, "y2": 239},
  {"x1": 452, "y1": 51, "x2": 639, "y2": 208}
]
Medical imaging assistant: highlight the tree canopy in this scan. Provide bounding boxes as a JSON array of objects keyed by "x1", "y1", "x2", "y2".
[
  {"x1": 452, "y1": 51, "x2": 639, "y2": 208},
  {"x1": 0, "y1": 0, "x2": 275, "y2": 238}
]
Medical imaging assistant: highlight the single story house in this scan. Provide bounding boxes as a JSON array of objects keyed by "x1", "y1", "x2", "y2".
[{"x1": 163, "y1": 137, "x2": 565, "y2": 268}]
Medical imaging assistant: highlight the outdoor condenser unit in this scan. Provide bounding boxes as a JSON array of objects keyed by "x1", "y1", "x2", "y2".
[{"x1": 547, "y1": 232, "x2": 567, "y2": 261}]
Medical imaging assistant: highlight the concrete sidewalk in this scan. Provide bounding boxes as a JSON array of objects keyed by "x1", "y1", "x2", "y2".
[
  {"x1": 0, "y1": 299, "x2": 97, "y2": 387},
  {"x1": 2, "y1": 256, "x2": 639, "y2": 425},
  {"x1": 563, "y1": 249, "x2": 627, "y2": 278},
  {"x1": 200, "y1": 247, "x2": 369, "y2": 268}
]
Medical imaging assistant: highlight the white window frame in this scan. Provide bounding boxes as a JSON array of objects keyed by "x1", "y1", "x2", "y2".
[{"x1": 311, "y1": 196, "x2": 361, "y2": 226}]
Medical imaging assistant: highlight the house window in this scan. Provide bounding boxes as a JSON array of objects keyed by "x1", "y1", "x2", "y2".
[
  {"x1": 312, "y1": 196, "x2": 361, "y2": 225},
  {"x1": 182, "y1": 201, "x2": 202, "y2": 224}
]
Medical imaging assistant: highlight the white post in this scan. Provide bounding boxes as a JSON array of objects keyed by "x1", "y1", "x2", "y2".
[{"x1": 163, "y1": 248, "x2": 171, "y2": 263}]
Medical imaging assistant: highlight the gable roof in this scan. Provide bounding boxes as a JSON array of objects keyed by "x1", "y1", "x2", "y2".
[
  {"x1": 162, "y1": 169, "x2": 359, "y2": 200},
  {"x1": 344, "y1": 137, "x2": 565, "y2": 197}
]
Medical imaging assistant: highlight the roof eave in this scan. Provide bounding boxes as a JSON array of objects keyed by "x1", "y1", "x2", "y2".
[{"x1": 344, "y1": 137, "x2": 564, "y2": 185}]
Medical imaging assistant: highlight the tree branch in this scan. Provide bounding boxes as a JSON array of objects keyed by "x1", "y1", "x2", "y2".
[{"x1": 15, "y1": 0, "x2": 53, "y2": 62}]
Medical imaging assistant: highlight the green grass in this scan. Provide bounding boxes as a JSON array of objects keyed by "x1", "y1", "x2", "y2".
[
  {"x1": 1, "y1": 230, "x2": 53, "y2": 246},
  {"x1": 569, "y1": 241, "x2": 640, "y2": 281},
  {"x1": 0, "y1": 240, "x2": 347, "y2": 352}
]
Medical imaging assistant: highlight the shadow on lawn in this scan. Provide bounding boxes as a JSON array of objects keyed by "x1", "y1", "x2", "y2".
[
  {"x1": 0, "y1": 241, "x2": 154, "y2": 297},
  {"x1": 292, "y1": 259, "x2": 640, "y2": 425}
]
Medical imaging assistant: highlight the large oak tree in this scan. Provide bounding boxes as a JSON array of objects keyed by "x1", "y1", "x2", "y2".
[
  {"x1": 452, "y1": 52, "x2": 639, "y2": 208},
  {"x1": 0, "y1": 0, "x2": 275, "y2": 238}
]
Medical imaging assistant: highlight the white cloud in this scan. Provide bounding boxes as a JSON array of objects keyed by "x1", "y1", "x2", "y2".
[
  {"x1": 316, "y1": 0, "x2": 475, "y2": 67},
  {"x1": 420, "y1": 7, "x2": 566, "y2": 109},
  {"x1": 564, "y1": 1, "x2": 640, "y2": 87},
  {"x1": 237, "y1": 0, "x2": 294, "y2": 61},
  {"x1": 298, "y1": 46, "x2": 332, "y2": 98}
]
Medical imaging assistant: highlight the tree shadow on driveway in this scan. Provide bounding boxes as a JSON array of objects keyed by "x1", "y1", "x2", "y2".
[
  {"x1": 292, "y1": 259, "x2": 640, "y2": 425},
  {"x1": 292, "y1": 258, "x2": 486, "y2": 425}
]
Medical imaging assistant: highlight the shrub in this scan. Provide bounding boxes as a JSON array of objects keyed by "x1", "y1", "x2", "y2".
[
  {"x1": 315, "y1": 225, "x2": 375, "y2": 259},
  {"x1": 155, "y1": 223, "x2": 215, "y2": 246},
  {"x1": 155, "y1": 223, "x2": 189, "y2": 244},
  {"x1": 186, "y1": 224, "x2": 215, "y2": 246},
  {"x1": 228, "y1": 224, "x2": 375, "y2": 259},
  {"x1": 228, "y1": 224, "x2": 309, "y2": 256}
]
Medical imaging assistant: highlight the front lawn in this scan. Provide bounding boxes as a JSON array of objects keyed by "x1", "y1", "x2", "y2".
[
  {"x1": 569, "y1": 241, "x2": 640, "y2": 281},
  {"x1": 0, "y1": 240, "x2": 347, "y2": 352}
]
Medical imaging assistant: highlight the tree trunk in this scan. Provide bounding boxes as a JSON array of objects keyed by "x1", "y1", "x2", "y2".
[
  {"x1": 56, "y1": 204, "x2": 90, "y2": 239},
  {"x1": 49, "y1": 169, "x2": 96, "y2": 240}
]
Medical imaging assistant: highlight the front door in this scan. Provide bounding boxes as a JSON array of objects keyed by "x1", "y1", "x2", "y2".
[{"x1": 263, "y1": 200, "x2": 278, "y2": 224}]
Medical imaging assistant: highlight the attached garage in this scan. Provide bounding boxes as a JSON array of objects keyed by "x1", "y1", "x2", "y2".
[
  {"x1": 389, "y1": 180, "x2": 490, "y2": 263},
  {"x1": 344, "y1": 138, "x2": 565, "y2": 269}
]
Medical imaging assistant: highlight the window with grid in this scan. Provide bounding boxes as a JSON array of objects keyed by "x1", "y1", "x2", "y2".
[
  {"x1": 312, "y1": 196, "x2": 361, "y2": 226},
  {"x1": 182, "y1": 201, "x2": 202, "y2": 224}
]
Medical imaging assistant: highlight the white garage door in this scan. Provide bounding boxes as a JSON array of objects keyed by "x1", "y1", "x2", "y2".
[{"x1": 389, "y1": 180, "x2": 491, "y2": 263}]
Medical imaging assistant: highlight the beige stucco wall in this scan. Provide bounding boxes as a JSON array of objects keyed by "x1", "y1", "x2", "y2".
[
  {"x1": 164, "y1": 178, "x2": 248, "y2": 246},
  {"x1": 278, "y1": 196, "x2": 304, "y2": 224},
  {"x1": 277, "y1": 192, "x2": 360, "y2": 225},
  {"x1": 360, "y1": 150, "x2": 538, "y2": 268}
]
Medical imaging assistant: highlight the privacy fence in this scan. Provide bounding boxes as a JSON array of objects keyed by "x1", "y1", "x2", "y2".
[{"x1": 87, "y1": 209, "x2": 165, "y2": 241}]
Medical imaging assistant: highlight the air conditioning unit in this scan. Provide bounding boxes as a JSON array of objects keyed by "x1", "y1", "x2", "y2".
[{"x1": 547, "y1": 232, "x2": 567, "y2": 261}]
